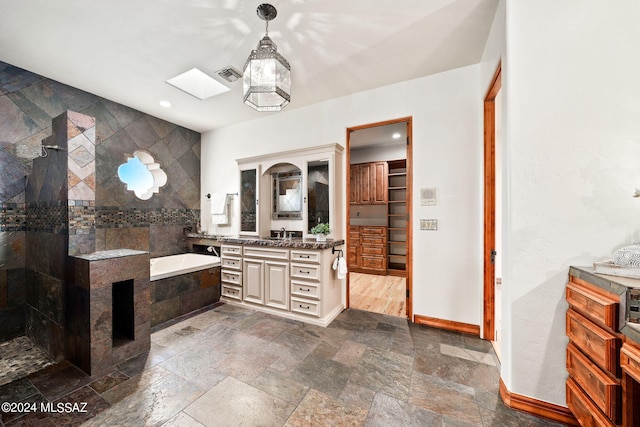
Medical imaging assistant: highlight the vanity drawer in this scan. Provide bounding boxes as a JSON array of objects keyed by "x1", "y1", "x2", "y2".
[
  {"x1": 291, "y1": 297, "x2": 320, "y2": 317},
  {"x1": 221, "y1": 256, "x2": 242, "y2": 270},
  {"x1": 567, "y1": 309, "x2": 620, "y2": 376},
  {"x1": 567, "y1": 343, "x2": 620, "y2": 422},
  {"x1": 221, "y1": 269, "x2": 242, "y2": 285},
  {"x1": 621, "y1": 343, "x2": 640, "y2": 383},
  {"x1": 291, "y1": 263, "x2": 321, "y2": 281},
  {"x1": 567, "y1": 277, "x2": 619, "y2": 331},
  {"x1": 566, "y1": 377, "x2": 615, "y2": 427},
  {"x1": 221, "y1": 285, "x2": 242, "y2": 300},
  {"x1": 291, "y1": 280, "x2": 319, "y2": 300},
  {"x1": 243, "y1": 246, "x2": 289, "y2": 260},
  {"x1": 290, "y1": 250, "x2": 320, "y2": 264},
  {"x1": 221, "y1": 245, "x2": 242, "y2": 256}
]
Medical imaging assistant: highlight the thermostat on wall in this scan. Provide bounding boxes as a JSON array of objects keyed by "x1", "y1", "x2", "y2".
[{"x1": 421, "y1": 187, "x2": 437, "y2": 206}]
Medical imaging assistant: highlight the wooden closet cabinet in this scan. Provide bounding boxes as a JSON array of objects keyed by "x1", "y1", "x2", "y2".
[{"x1": 350, "y1": 162, "x2": 387, "y2": 205}]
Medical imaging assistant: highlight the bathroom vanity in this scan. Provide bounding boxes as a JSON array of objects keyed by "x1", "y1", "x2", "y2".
[
  {"x1": 218, "y1": 237, "x2": 345, "y2": 326},
  {"x1": 565, "y1": 267, "x2": 640, "y2": 426}
]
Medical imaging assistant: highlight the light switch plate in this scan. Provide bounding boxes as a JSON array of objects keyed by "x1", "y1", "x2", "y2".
[{"x1": 420, "y1": 219, "x2": 438, "y2": 230}]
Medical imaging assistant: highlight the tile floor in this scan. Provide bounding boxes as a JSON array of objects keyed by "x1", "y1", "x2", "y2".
[{"x1": 0, "y1": 304, "x2": 567, "y2": 426}]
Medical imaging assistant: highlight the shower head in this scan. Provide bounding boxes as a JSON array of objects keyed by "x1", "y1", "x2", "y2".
[{"x1": 40, "y1": 145, "x2": 66, "y2": 157}]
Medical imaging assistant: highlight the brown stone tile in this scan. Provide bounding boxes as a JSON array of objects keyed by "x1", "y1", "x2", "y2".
[
  {"x1": 408, "y1": 371, "x2": 481, "y2": 425},
  {"x1": 27, "y1": 361, "x2": 93, "y2": 401},
  {"x1": 89, "y1": 370, "x2": 130, "y2": 394},
  {"x1": 284, "y1": 389, "x2": 367, "y2": 427}
]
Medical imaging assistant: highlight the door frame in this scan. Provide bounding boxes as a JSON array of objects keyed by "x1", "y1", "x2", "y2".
[
  {"x1": 345, "y1": 117, "x2": 413, "y2": 320},
  {"x1": 483, "y1": 63, "x2": 501, "y2": 341}
]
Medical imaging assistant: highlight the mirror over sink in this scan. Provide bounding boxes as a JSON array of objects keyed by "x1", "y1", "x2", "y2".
[{"x1": 236, "y1": 144, "x2": 343, "y2": 240}]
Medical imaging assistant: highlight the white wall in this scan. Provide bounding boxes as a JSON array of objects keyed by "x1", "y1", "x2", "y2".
[
  {"x1": 502, "y1": 0, "x2": 640, "y2": 406},
  {"x1": 202, "y1": 64, "x2": 484, "y2": 327}
]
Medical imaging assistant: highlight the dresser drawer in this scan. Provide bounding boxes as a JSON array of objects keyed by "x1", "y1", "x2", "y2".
[
  {"x1": 361, "y1": 226, "x2": 385, "y2": 236},
  {"x1": 621, "y1": 343, "x2": 640, "y2": 383},
  {"x1": 361, "y1": 256, "x2": 386, "y2": 271},
  {"x1": 291, "y1": 280, "x2": 320, "y2": 300},
  {"x1": 221, "y1": 256, "x2": 242, "y2": 270},
  {"x1": 361, "y1": 245, "x2": 385, "y2": 256},
  {"x1": 567, "y1": 309, "x2": 620, "y2": 376},
  {"x1": 566, "y1": 378, "x2": 616, "y2": 427},
  {"x1": 221, "y1": 269, "x2": 242, "y2": 285},
  {"x1": 566, "y1": 343, "x2": 620, "y2": 422},
  {"x1": 290, "y1": 250, "x2": 320, "y2": 264},
  {"x1": 221, "y1": 285, "x2": 242, "y2": 300},
  {"x1": 567, "y1": 277, "x2": 619, "y2": 331},
  {"x1": 221, "y1": 245, "x2": 242, "y2": 256},
  {"x1": 291, "y1": 263, "x2": 321, "y2": 281},
  {"x1": 361, "y1": 236, "x2": 385, "y2": 246},
  {"x1": 291, "y1": 297, "x2": 320, "y2": 317}
]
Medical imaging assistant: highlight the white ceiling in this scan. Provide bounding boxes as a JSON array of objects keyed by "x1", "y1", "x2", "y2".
[{"x1": 0, "y1": 0, "x2": 498, "y2": 133}]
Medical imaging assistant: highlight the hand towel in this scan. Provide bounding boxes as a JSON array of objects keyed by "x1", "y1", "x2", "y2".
[
  {"x1": 337, "y1": 256, "x2": 348, "y2": 280},
  {"x1": 210, "y1": 193, "x2": 229, "y2": 225}
]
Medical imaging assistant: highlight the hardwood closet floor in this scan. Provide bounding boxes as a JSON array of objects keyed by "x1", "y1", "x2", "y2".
[{"x1": 349, "y1": 272, "x2": 406, "y2": 318}]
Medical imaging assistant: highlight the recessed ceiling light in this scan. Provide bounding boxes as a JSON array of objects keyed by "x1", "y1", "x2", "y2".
[
  {"x1": 166, "y1": 68, "x2": 230, "y2": 100},
  {"x1": 159, "y1": 100, "x2": 171, "y2": 108},
  {"x1": 392, "y1": 132, "x2": 401, "y2": 139}
]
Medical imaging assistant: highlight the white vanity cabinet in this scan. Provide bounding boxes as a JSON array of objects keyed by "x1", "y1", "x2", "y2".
[
  {"x1": 219, "y1": 240, "x2": 345, "y2": 327},
  {"x1": 220, "y1": 244, "x2": 243, "y2": 300},
  {"x1": 242, "y1": 246, "x2": 290, "y2": 309}
]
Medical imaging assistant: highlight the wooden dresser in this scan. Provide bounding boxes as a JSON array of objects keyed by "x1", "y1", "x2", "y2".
[
  {"x1": 566, "y1": 267, "x2": 640, "y2": 427},
  {"x1": 347, "y1": 225, "x2": 387, "y2": 275}
]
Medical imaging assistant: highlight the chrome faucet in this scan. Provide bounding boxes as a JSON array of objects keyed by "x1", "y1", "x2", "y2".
[{"x1": 280, "y1": 227, "x2": 286, "y2": 239}]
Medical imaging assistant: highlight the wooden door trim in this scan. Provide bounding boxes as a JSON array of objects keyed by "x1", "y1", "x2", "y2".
[
  {"x1": 483, "y1": 63, "x2": 501, "y2": 341},
  {"x1": 346, "y1": 117, "x2": 413, "y2": 320}
]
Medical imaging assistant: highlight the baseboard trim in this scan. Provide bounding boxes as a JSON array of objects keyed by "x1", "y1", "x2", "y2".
[
  {"x1": 413, "y1": 314, "x2": 480, "y2": 336},
  {"x1": 499, "y1": 379, "x2": 578, "y2": 426}
]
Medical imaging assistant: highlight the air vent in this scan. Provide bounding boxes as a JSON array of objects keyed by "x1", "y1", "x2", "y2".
[{"x1": 217, "y1": 67, "x2": 242, "y2": 83}]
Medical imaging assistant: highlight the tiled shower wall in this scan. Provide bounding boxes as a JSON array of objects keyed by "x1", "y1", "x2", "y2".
[{"x1": 0, "y1": 61, "x2": 202, "y2": 343}]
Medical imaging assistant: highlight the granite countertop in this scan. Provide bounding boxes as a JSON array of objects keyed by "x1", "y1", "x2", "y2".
[
  {"x1": 217, "y1": 236, "x2": 345, "y2": 250},
  {"x1": 570, "y1": 266, "x2": 640, "y2": 344},
  {"x1": 73, "y1": 249, "x2": 149, "y2": 261},
  {"x1": 186, "y1": 232, "x2": 345, "y2": 250}
]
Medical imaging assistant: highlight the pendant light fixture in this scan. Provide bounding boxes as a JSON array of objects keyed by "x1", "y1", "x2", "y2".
[{"x1": 243, "y1": 3, "x2": 291, "y2": 112}]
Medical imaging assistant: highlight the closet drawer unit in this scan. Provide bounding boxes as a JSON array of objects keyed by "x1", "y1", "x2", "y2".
[
  {"x1": 291, "y1": 280, "x2": 320, "y2": 300},
  {"x1": 566, "y1": 378, "x2": 616, "y2": 427},
  {"x1": 221, "y1": 245, "x2": 242, "y2": 257},
  {"x1": 566, "y1": 343, "x2": 621, "y2": 423},
  {"x1": 290, "y1": 250, "x2": 321, "y2": 264},
  {"x1": 291, "y1": 263, "x2": 321, "y2": 281},
  {"x1": 361, "y1": 245, "x2": 385, "y2": 256},
  {"x1": 567, "y1": 309, "x2": 620, "y2": 375},
  {"x1": 221, "y1": 284, "x2": 242, "y2": 300},
  {"x1": 291, "y1": 297, "x2": 320, "y2": 317},
  {"x1": 221, "y1": 256, "x2": 242, "y2": 270},
  {"x1": 361, "y1": 226, "x2": 385, "y2": 236},
  {"x1": 361, "y1": 235, "x2": 385, "y2": 246},
  {"x1": 621, "y1": 343, "x2": 640, "y2": 383},
  {"x1": 243, "y1": 246, "x2": 289, "y2": 260},
  {"x1": 221, "y1": 269, "x2": 242, "y2": 286},
  {"x1": 567, "y1": 277, "x2": 619, "y2": 331},
  {"x1": 361, "y1": 256, "x2": 386, "y2": 271}
]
